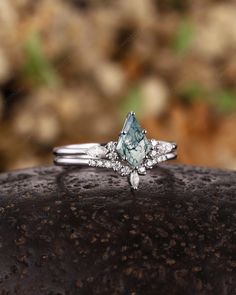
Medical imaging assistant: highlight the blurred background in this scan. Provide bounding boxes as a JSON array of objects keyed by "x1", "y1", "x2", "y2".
[{"x1": 0, "y1": 0, "x2": 235, "y2": 172}]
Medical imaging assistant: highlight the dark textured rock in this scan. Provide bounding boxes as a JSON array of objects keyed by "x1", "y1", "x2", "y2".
[{"x1": 0, "y1": 164, "x2": 235, "y2": 295}]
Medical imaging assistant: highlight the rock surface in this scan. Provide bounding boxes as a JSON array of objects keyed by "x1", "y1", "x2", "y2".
[{"x1": 0, "y1": 164, "x2": 235, "y2": 295}]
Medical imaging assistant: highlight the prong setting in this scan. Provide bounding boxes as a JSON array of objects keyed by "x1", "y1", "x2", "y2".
[
  {"x1": 87, "y1": 113, "x2": 177, "y2": 190},
  {"x1": 54, "y1": 113, "x2": 177, "y2": 190},
  {"x1": 142, "y1": 129, "x2": 147, "y2": 134}
]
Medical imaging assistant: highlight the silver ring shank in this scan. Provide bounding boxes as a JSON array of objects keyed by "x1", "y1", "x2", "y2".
[
  {"x1": 54, "y1": 153, "x2": 177, "y2": 166},
  {"x1": 53, "y1": 143, "x2": 105, "y2": 156},
  {"x1": 53, "y1": 141, "x2": 177, "y2": 167},
  {"x1": 53, "y1": 141, "x2": 176, "y2": 157},
  {"x1": 54, "y1": 157, "x2": 91, "y2": 166}
]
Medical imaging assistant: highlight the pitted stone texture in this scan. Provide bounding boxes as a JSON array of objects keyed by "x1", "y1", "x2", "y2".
[{"x1": 0, "y1": 164, "x2": 235, "y2": 295}]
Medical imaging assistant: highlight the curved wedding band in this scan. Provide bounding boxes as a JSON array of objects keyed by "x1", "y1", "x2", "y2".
[
  {"x1": 53, "y1": 112, "x2": 177, "y2": 190},
  {"x1": 53, "y1": 142, "x2": 177, "y2": 165}
]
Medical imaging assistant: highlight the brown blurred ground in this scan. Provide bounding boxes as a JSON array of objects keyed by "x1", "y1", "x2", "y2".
[{"x1": 0, "y1": 0, "x2": 235, "y2": 172}]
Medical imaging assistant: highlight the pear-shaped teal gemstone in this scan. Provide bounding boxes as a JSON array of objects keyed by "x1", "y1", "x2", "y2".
[{"x1": 116, "y1": 113, "x2": 151, "y2": 167}]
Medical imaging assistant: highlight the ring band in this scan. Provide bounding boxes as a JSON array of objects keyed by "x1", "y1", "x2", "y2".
[{"x1": 53, "y1": 112, "x2": 177, "y2": 190}]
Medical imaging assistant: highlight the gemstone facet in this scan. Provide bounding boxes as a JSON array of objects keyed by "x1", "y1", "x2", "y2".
[
  {"x1": 116, "y1": 113, "x2": 151, "y2": 167},
  {"x1": 129, "y1": 171, "x2": 140, "y2": 189},
  {"x1": 87, "y1": 145, "x2": 107, "y2": 158}
]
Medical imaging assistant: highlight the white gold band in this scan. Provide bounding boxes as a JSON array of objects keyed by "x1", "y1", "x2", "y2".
[
  {"x1": 53, "y1": 141, "x2": 177, "y2": 167},
  {"x1": 52, "y1": 111, "x2": 177, "y2": 190},
  {"x1": 53, "y1": 143, "x2": 106, "y2": 157}
]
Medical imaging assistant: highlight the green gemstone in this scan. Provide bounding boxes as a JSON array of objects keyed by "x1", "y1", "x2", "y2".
[{"x1": 116, "y1": 113, "x2": 151, "y2": 167}]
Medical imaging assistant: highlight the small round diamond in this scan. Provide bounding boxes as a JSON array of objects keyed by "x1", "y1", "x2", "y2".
[
  {"x1": 145, "y1": 159, "x2": 153, "y2": 169},
  {"x1": 120, "y1": 166, "x2": 131, "y2": 176},
  {"x1": 97, "y1": 160, "x2": 103, "y2": 167},
  {"x1": 89, "y1": 160, "x2": 95, "y2": 167},
  {"x1": 107, "y1": 141, "x2": 117, "y2": 152},
  {"x1": 150, "y1": 150, "x2": 157, "y2": 158},
  {"x1": 137, "y1": 166, "x2": 146, "y2": 175},
  {"x1": 107, "y1": 152, "x2": 118, "y2": 160},
  {"x1": 156, "y1": 155, "x2": 166, "y2": 163},
  {"x1": 152, "y1": 158, "x2": 157, "y2": 165},
  {"x1": 113, "y1": 161, "x2": 122, "y2": 171},
  {"x1": 151, "y1": 139, "x2": 158, "y2": 147},
  {"x1": 104, "y1": 161, "x2": 112, "y2": 168}
]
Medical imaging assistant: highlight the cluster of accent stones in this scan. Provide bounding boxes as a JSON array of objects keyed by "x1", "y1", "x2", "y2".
[
  {"x1": 88, "y1": 159, "x2": 132, "y2": 176},
  {"x1": 151, "y1": 139, "x2": 175, "y2": 154},
  {"x1": 88, "y1": 142, "x2": 132, "y2": 176},
  {"x1": 88, "y1": 140, "x2": 175, "y2": 170},
  {"x1": 144, "y1": 140, "x2": 176, "y2": 169},
  {"x1": 88, "y1": 158, "x2": 112, "y2": 169},
  {"x1": 106, "y1": 142, "x2": 133, "y2": 176},
  {"x1": 88, "y1": 139, "x2": 176, "y2": 189},
  {"x1": 87, "y1": 112, "x2": 176, "y2": 190}
]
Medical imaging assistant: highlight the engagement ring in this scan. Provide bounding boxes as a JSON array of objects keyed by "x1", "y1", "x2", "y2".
[{"x1": 53, "y1": 112, "x2": 177, "y2": 189}]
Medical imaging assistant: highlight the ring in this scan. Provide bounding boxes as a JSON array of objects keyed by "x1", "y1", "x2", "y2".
[{"x1": 53, "y1": 112, "x2": 177, "y2": 190}]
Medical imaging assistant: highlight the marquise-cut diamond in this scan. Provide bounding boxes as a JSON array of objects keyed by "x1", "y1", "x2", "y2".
[
  {"x1": 156, "y1": 142, "x2": 173, "y2": 155},
  {"x1": 87, "y1": 145, "x2": 107, "y2": 158},
  {"x1": 129, "y1": 171, "x2": 140, "y2": 189},
  {"x1": 116, "y1": 113, "x2": 151, "y2": 167}
]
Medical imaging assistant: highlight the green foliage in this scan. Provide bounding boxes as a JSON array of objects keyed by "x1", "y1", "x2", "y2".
[
  {"x1": 173, "y1": 19, "x2": 195, "y2": 54},
  {"x1": 215, "y1": 90, "x2": 236, "y2": 113},
  {"x1": 181, "y1": 82, "x2": 208, "y2": 101},
  {"x1": 121, "y1": 87, "x2": 143, "y2": 119},
  {"x1": 169, "y1": 0, "x2": 186, "y2": 10},
  {"x1": 180, "y1": 81, "x2": 236, "y2": 113},
  {"x1": 23, "y1": 32, "x2": 61, "y2": 86}
]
